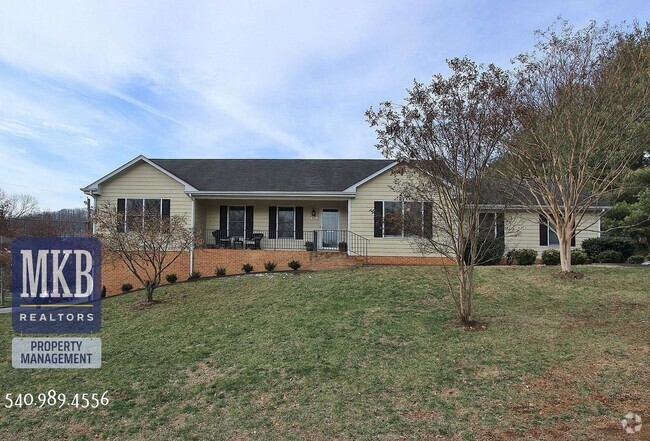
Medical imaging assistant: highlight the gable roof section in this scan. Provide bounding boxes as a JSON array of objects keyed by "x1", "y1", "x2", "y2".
[
  {"x1": 81, "y1": 155, "x2": 198, "y2": 194},
  {"x1": 149, "y1": 159, "x2": 395, "y2": 193}
]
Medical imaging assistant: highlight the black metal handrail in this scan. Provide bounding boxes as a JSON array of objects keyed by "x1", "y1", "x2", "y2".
[{"x1": 200, "y1": 229, "x2": 368, "y2": 262}]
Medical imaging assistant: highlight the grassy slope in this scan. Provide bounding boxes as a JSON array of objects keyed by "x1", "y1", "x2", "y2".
[{"x1": 0, "y1": 266, "x2": 648, "y2": 440}]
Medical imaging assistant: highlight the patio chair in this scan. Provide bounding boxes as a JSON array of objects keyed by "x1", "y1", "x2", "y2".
[
  {"x1": 245, "y1": 233, "x2": 264, "y2": 249},
  {"x1": 222, "y1": 237, "x2": 235, "y2": 249}
]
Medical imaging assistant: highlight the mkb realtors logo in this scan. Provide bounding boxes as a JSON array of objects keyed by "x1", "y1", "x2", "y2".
[
  {"x1": 12, "y1": 237, "x2": 101, "y2": 333},
  {"x1": 11, "y1": 237, "x2": 102, "y2": 368}
]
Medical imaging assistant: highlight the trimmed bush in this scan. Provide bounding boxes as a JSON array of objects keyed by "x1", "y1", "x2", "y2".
[
  {"x1": 627, "y1": 255, "x2": 645, "y2": 264},
  {"x1": 101, "y1": 286, "x2": 107, "y2": 298},
  {"x1": 581, "y1": 237, "x2": 635, "y2": 260},
  {"x1": 541, "y1": 249, "x2": 560, "y2": 265},
  {"x1": 338, "y1": 242, "x2": 348, "y2": 252},
  {"x1": 571, "y1": 249, "x2": 588, "y2": 265},
  {"x1": 305, "y1": 241, "x2": 315, "y2": 251},
  {"x1": 215, "y1": 267, "x2": 226, "y2": 277},
  {"x1": 288, "y1": 260, "x2": 301, "y2": 271},
  {"x1": 121, "y1": 283, "x2": 133, "y2": 293},
  {"x1": 596, "y1": 250, "x2": 624, "y2": 263},
  {"x1": 166, "y1": 273, "x2": 178, "y2": 284},
  {"x1": 463, "y1": 233, "x2": 505, "y2": 265},
  {"x1": 242, "y1": 263, "x2": 254, "y2": 273},
  {"x1": 513, "y1": 249, "x2": 537, "y2": 266},
  {"x1": 264, "y1": 261, "x2": 277, "y2": 272},
  {"x1": 187, "y1": 271, "x2": 201, "y2": 280}
]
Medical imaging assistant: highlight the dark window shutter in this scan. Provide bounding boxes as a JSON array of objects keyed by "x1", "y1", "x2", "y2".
[
  {"x1": 245, "y1": 206, "x2": 254, "y2": 238},
  {"x1": 571, "y1": 220, "x2": 576, "y2": 247},
  {"x1": 423, "y1": 202, "x2": 433, "y2": 239},
  {"x1": 117, "y1": 198, "x2": 126, "y2": 232},
  {"x1": 539, "y1": 214, "x2": 548, "y2": 246},
  {"x1": 295, "y1": 206, "x2": 304, "y2": 240},
  {"x1": 374, "y1": 201, "x2": 383, "y2": 238},
  {"x1": 219, "y1": 205, "x2": 228, "y2": 238},
  {"x1": 496, "y1": 213, "x2": 505, "y2": 242},
  {"x1": 269, "y1": 206, "x2": 277, "y2": 239},
  {"x1": 162, "y1": 199, "x2": 171, "y2": 218}
]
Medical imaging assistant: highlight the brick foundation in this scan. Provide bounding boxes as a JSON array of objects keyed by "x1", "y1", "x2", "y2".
[{"x1": 101, "y1": 249, "x2": 362, "y2": 296}]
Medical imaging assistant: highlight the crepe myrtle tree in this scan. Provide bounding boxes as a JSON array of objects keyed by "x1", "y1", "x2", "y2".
[
  {"x1": 94, "y1": 202, "x2": 200, "y2": 302},
  {"x1": 366, "y1": 57, "x2": 516, "y2": 324},
  {"x1": 504, "y1": 20, "x2": 650, "y2": 273}
]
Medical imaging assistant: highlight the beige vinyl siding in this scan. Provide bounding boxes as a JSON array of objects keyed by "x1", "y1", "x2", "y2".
[
  {"x1": 351, "y1": 168, "x2": 604, "y2": 257},
  {"x1": 95, "y1": 161, "x2": 193, "y2": 227},
  {"x1": 504, "y1": 210, "x2": 602, "y2": 254},
  {"x1": 198, "y1": 199, "x2": 348, "y2": 235},
  {"x1": 350, "y1": 170, "x2": 430, "y2": 257},
  {"x1": 194, "y1": 199, "x2": 205, "y2": 231}
]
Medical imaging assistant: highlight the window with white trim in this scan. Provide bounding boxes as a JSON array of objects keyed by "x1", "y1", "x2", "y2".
[
  {"x1": 540, "y1": 214, "x2": 560, "y2": 246},
  {"x1": 479, "y1": 213, "x2": 497, "y2": 237},
  {"x1": 228, "y1": 206, "x2": 245, "y2": 237},
  {"x1": 277, "y1": 207, "x2": 295, "y2": 239},
  {"x1": 383, "y1": 201, "x2": 425, "y2": 238},
  {"x1": 118, "y1": 198, "x2": 170, "y2": 232}
]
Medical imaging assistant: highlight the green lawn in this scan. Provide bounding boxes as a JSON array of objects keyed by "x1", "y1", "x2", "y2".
[{"x1": 0, "y1": 265, "x2": 648, "y2": 440}]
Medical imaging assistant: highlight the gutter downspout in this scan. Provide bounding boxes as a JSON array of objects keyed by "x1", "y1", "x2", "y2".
[{"x1": 91, "y1": 195, "x2": 98, "y2": 235}]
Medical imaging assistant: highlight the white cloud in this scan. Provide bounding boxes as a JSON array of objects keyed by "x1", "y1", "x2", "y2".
[{"x1": 0, "y1": 0, "x2": 647, "y2": 209}]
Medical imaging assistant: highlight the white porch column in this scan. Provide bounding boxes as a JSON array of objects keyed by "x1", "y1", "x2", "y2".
[
  {"x1": 190, "y1": 196, "x2": 195, "y2": 275},
  {"x1": 347, "y1": 199, "x2": 352, "y2": 256}
]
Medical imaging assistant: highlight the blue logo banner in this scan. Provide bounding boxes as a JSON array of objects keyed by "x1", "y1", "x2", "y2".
[{"x1": 12, "y1": 237, "x2": 101, "y2": 334}]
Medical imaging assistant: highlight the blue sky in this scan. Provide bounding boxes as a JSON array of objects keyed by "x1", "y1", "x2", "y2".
[{"x1": 0, "y1": 1, "x2": 648, "y2": 210}]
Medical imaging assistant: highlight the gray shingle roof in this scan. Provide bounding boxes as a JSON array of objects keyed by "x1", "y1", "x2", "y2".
[
  {"x1": 477, "y1": 178, "x2": 610, "y2": 208},
  {"x1": 149, "y1": 159, "x2": 395, "y2": 192}
]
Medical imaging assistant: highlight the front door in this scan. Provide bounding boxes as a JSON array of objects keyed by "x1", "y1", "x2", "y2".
[{"x1": 321, "y1": 209, "x2": 339, "y2": 248}]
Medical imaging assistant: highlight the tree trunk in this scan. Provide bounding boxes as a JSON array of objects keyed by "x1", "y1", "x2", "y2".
[
  {"x1": 146, "y1": 284, "x2": 155, "y2": 302},
  {"x1": 458, "y1": 264, "x2": 474, "y2": 323},
  {"x1": 559, "y1": 235, "x2": 572, "y2": 272}
]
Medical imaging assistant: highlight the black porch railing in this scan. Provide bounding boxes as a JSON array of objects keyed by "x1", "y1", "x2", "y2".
[{"x1": 200, "y1": 229, "x2": 368, "y2": 261}]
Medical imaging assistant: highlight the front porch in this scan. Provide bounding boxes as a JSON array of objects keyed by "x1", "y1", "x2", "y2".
[{"x1": 192, "y1": 198, "x2": 368, "y2": 258}]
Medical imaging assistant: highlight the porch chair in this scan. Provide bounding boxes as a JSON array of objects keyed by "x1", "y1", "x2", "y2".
[
  {"x1": 212, "y1": 230, "x2": 233, "y2": 248},
  {"x1": 245, "y1": 233, "x2": 264, "y2": 250}
]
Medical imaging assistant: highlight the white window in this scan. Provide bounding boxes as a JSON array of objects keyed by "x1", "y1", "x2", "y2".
[
  {"x1": 228, "y1": 206, "x2": 245, "y2": 237},
  {"x1": 118, "y1": 198, "x2": 169, "y2": 232},
  {"x1": 540, "y1": 214, "x2": 560, "y2": 246},
  {"x1": 277, "y1": 207, "x2": 295, "y2": 239},
  {"x1": 383, "y1": 201, "x2": 425, "y2": 238}
]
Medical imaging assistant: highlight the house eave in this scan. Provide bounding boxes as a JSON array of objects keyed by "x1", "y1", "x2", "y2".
[
  {"x1": 187, "y1": 191, "x2": 356, "y2": 200},
  {"x1": 477, "y1": 204, "x2": 611, "y2": 211}
]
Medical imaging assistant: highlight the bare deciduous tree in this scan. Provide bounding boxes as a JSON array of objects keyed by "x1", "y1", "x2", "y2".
[
  {"x1": 94, "y1": 202, "x2": 200, "y2": 302},
  {"x1": 0, "y1": 189, "x2": 38, "y2": 299},
  {"x1": 504, "y1": 20, "x2": 650, "y2": 273},
  {"x1": 0, "y1": 188, "x2": 39, "y2": 237},
  {"x1": 366, "y1": 57, "x2": 515, "y2": 324}
]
